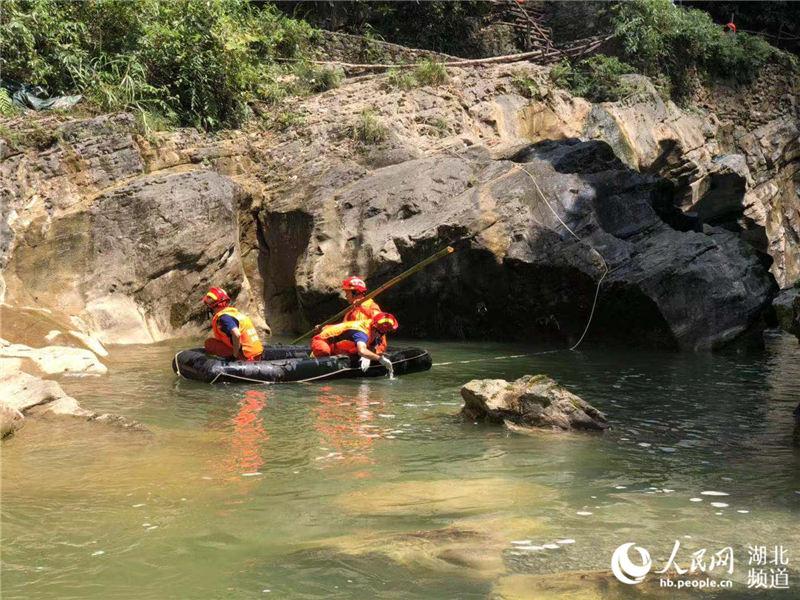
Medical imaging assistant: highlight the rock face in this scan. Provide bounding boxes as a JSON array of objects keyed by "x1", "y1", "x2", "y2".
[
  {"x1": 2, "y1": 61, "x2": 796, "y2": 350},
  {"x1": 263, "y1": 136, "x2": 774, "y2": 349},
  {"x1": 0, "y1": 370, "x2": 147, "y2": 438},
  {"x1": 240, "y1": 65, "x2": 790, "y2": 349},
  {"x1": 1, "y1": 113, "x2": 266, "y2": 344},
  {"x1": 461, "y1": 375, "x2": 609, "y2": 432},
  {"x1": 0, "y1": 370, "x2": 85, "y2": 414},
  {"x1": 774, "y1": 288, "x2": 800, "y2": 340}
]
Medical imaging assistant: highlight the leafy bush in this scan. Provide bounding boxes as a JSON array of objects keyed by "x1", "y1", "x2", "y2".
[
  {"x1": 0, "y1": 0, "x2": 316, "y2": 129},
  {"x1": 613, "y1": 0, "x2": 788, "y2": 99},
  {"x1": 284, "y1": 1, "x2": 492, "y2": 57},
  {"x1": 387, "y1": 68, "x2": 418, "y2": 90},
  {"x1": 550, "y1": 55, "x2": 635, "y2": 102},
  {"x1": 510, "y1": 71, "x2": 541, "y2": 100},
  {"x1": 350, "y1": 109, "x2": 387, "y2": 144},
  {"x1": 0, "y1": 88, "x2": 18, "y2": 117},
  {"x1": 386, "y1": 60, "x2": 447, "y2": 90},
  {"x1": 291, "y1": 63, "x2": 343, "y2": 94},
  {"x1": 414, "y1": 60, "x2": 448, "y2": 86}
]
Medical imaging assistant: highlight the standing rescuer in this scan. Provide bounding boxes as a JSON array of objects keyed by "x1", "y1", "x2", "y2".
[
  {"x1": 340, "y1": 275, "x2": 388, "y2": 352},
  {"x1": 310, "y1": 312, "x2": 399, "y2": 374},
  {"x1": 342, "y1": 276, "x2": 381, "y2": 321},
  {"x1": 202, "y1": 287, "x2": 264, "y2": 361}
]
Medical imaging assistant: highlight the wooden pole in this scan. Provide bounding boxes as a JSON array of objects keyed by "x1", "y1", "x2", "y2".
[{"x1": 290, "y1": 245, "x2": 456, "y2": 344}]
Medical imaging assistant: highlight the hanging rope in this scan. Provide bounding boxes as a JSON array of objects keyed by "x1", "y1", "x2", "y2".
[{"x1": 512, "y1": 163, "x2": 609, "y2": 351}]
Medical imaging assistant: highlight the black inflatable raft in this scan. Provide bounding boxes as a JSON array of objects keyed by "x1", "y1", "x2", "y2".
[{"x1": 172, "y1": 345, "x2": 432, "y2": 384}]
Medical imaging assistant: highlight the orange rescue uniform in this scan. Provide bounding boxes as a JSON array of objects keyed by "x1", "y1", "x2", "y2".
[
  {"x1": 207, "y1": 306, "x2": 263, "y2": 360},
  {"x1": 311, "y1": 320, "x2": 385, "y2": 358},
  {"x1": 344, "y1": 298, "x2": 387, "y2": 353}
]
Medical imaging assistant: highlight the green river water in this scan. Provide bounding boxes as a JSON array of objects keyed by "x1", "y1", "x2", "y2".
[{"x1": 2, "y1": 333, "x2": 799, "y2": 599}]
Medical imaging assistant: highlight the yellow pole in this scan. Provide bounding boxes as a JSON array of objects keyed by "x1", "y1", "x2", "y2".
[{"x1": 290, "y1": 245, "x2": 456, "y2": 344}]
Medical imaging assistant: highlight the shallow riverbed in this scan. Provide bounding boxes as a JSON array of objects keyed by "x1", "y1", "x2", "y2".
[{"x1": 2, "y1": 333, "x2": 799, "y2": 599}]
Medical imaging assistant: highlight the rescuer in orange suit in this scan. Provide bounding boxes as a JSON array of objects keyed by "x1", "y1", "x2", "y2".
[
  {"x1": 202, "y1": 287, "x2": 264, "y2": 361},
  {"x1": 310, "y1": 312, "x2": 399, "y2": 375},
  {"x1": 340, "y1": 276, "x2": 388, "y2": 352}
]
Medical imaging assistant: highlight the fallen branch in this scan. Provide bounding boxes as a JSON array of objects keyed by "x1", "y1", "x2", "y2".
[{"x1": 276, "y1": 34, "x2": 614, "y2": 76}]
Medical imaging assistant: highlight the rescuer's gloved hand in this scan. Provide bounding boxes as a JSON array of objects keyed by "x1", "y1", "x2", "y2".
[
  {"x1": 359, "y1": 357, "x2": 371, "y2": 372},
  {"x1": 378, "y1": 356, "x2": 393, "y2": 375}
]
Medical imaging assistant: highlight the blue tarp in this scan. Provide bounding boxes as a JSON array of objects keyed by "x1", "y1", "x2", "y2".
[{"x1": 1, "y1": 80, "x2": 82, "y2": 111}]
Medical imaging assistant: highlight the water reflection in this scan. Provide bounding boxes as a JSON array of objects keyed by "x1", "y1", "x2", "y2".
[
  {"x1": 219, "y1": 390, "x2": 270, "y2": 479},
  {"x1": 3, "y1": 334, "x2": 799, "y2": 600},
  {"x1": 313, "y1": 382, "x2": 385, "y2": 474}
]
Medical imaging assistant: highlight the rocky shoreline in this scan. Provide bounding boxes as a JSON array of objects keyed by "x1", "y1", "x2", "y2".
[{"x1": 0, "y1": 305, "x2": 144, "y2": 439}]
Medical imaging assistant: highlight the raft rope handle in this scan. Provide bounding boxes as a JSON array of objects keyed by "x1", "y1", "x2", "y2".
[
  {"x1": 512, "y1": 163, "x2": 609, "y2": 351},
  {"x1": 173, "y1": 351, "x2": 183, "y2": 377},
  {"x1": 203, "y1": 352, "x2": 428, "y2": 385}
]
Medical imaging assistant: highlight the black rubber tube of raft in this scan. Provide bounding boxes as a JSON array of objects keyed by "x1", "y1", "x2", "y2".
[{"x1": 172, "y1": 346, "x2": 432, "y2": 384}]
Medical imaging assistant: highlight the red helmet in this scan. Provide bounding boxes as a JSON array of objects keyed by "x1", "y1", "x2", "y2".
[
  {"x1": 342, "y1": 276, "x2": 367, "y2": 294},
  {"x1": 202, "y1": 286, "x2": 230, "y2": 309},
  {"x1": 371, "y1": 312, "x2": 399, "y2": 334}
]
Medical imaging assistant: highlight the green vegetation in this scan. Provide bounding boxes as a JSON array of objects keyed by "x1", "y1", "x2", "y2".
[
  {"x1": 350, "y1": 109, "x2": 387, "y2": 145},
  {"x1": 414, "y1": 60, "x2": 448, "y2": 86},
  {"x1": 547, "y1": 0, "x2": 794, "y2": 103},
  {"x1": 510, "y1": 72, "x2": 542, "y2": 100},
  {"x1": 387, "y1": 68, "x2": 418, "y2": 91},
  {"x1": 0, "y1": 0, "x2": 316, "y2": 130},
  {"x1": 429, "y1": 117, "x2": 449, "y2": 135},
  {"x1": 1, "y1": 0, "x2": 793, "y2": 130},
  {"x1": 613, "y1": 0, "x2": 793, "y2": 99},
  {"x1": 286, "y1": 1, "x2": 492, "y2": 57},
  {"x1": 385, "y1": 60, "x2": 448, "y2": 90},
  {"x1": 290, "y1": 63, "x2": 344, "y2": 94},
  {"x1": 0, "y1": 122, "x2": 60, "y2": 152},
  {"x1": 550, "y1": 55, "x2": 635, "y2": 102},
  {"x1": 269, "y1": 110, "x2": 307, "y2": 132},
  {"x1": 0, "y1": 88, "x2": 18, "y2": 117}
]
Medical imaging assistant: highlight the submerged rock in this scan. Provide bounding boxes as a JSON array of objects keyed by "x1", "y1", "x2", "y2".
[
  {"x1": 461, "y1": 375, "x2": 609, "y2": 433},
  {"x1": 335, "y1": 478, "x2": 555, "y2": 516},
  {"x1": 492, "y1": 570, "x2": 676, "y2": 600},
  {"x1": 0, "y1": 370, "x2": 147, "y2": 438},
  {"x1": 311, "y1": 514, "x2": 547, "y2": 580}
]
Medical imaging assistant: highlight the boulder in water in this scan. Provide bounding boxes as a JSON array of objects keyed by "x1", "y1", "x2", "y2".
[
  {"x1": 0, "y1": 339, "x2": 107, "y2": 375},
  {"x1": 773, "y1": 288, "x2": 800, "y2": 341},
  {"x1": 461, "y1": 375, "x2": 609, "y2": 433},
  {"x1": 0, "y1": 370, "x2": 147, "y2": 437}
]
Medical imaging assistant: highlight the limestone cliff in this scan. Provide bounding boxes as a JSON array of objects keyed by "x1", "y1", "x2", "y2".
[{"x1": 1, "y1": 61, "x2": 797, "y2": 350}]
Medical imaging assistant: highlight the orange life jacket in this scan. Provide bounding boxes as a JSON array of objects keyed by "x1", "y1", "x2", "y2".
[
  {"x1": 318, "y1": 320, "x2": 383, "y2": 349},
  {"x1": 344, "y1": 298, "x2": 382, "y2": 322},
  {"x1": 211, "y1": 307, "x2": 263, "y2": 359}
]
